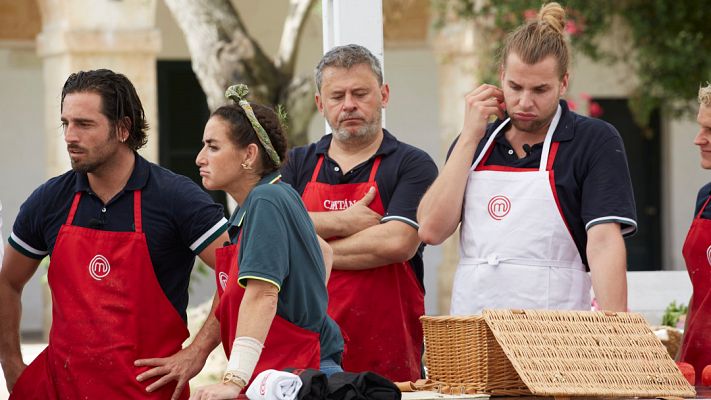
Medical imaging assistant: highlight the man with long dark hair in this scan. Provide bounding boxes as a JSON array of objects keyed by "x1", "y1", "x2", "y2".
[{"x1": 0, "y1": 69, "x2": 229, "y2": 399}]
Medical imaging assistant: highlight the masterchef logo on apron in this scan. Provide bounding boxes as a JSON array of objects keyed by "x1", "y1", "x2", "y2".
[
  {"x1": 707, "y1": 244, "x2": 711, "y2": 266},
  {"x1": 89, "y1": 254, "x2": 110, "y2": 280},
  {"x1": 219, "y1": 272, "x2": 229, "y2": 290},
  {"x1": 323, "y1": 199, "x2": 356, "y2": 210},
  {"x1": 488, "y1": 195, "x2": 511, "y2": 220}
]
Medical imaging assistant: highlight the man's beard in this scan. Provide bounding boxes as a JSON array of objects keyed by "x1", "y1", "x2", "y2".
[
  {"x1": 330, "y1": 111, "x2": 381, "y2": 145},
  {"x1": 68, "y1": 137, "x2": 119, "y2": 174},
  {"x1": 510, "y1": 106, "x2": 558, "y2": 134},
  {"x1": 70, "y1": 157, "x2": 101, "y2": 174},
  {"x1": 510, "y1": 117, "x2": 548, "y2": 134}
]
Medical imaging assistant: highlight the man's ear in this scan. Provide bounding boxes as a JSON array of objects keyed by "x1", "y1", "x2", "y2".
[
  {"x1": 559, "y1": 72, "x2": 570, "y2": 97},
  {"x1": 117, "y1": 117, "x2": 131, "y2": 143},
  {"x1": 380, "y1": 83, "x2": 390, "y2": 108},
  {"x1": 315, "y1": 91, "x2": 324, "y2": 115}
]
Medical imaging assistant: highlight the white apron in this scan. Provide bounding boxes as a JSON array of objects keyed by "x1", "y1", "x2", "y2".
[{"x1": 450, "y1": 106, "x2": 591, "y2": 315}]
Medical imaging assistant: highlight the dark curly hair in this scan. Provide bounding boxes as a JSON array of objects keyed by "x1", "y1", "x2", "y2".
[
  {"x1": 212, "y1": 103, "x2": 288, "y2": 175},
  {"x1": 61, "y1": 69, "x2": 148, "y2": 151}
]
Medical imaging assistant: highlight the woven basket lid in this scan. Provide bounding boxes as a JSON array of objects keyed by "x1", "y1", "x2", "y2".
[{"x1": 482, "y1": 309, "x2": 696, "y2": 398}]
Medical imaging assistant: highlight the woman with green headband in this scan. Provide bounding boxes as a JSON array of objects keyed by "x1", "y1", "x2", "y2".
[{"x1": 192, "y1": 85, "x2": 344, "y2": 398}]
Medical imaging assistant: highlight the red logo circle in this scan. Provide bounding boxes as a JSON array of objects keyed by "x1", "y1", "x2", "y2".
[{"x1": 488, "y1": 195, "x2": 511, "y2": 220}]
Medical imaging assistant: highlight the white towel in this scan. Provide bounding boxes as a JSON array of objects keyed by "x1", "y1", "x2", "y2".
[{"x1": 246, "y1": 370, "x2": 303, "y2": 400}]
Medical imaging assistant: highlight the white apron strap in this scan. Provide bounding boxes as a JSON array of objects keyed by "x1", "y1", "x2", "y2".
[
  {"x1": 471, "y1": 118, "x2": 510, "y2": 171},
  {"x1": 459, "y1": 254, "x2": 584, "y2": 270},
  {"x1": 471, "y1": 104, "x2": 562, "y2": 172},
  {"x1": 538, "y1": 104, "x2": 562, "y2": 171}
]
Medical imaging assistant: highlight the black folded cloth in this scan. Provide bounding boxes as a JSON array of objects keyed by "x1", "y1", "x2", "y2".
[
  {"x1": 285, "y1": 368, "x2": 329, "y2": 400},
  {"x1": 326, "y1": 371, "x2": 401, "y2": 400}
]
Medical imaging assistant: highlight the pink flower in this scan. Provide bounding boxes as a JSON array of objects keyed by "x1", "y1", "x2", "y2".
[
  {"x1": 523, "y1": 9, "x2": 537, "y2": 21},
  {"x1": 567, "y1": 99, "x2": 577, "y2": 111},
  {"x1": 565, "y1": 20, "x2": 582, "y2": 36},
  {"x1": 589, "y1": 101, "x2": 604, "y2": 118}
]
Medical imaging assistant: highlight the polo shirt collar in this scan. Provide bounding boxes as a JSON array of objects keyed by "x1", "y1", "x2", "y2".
[
  {"x1": 493, "y1": 99, "x2": 575, "y2": 146},
  {"x1": 553, "y1": 99, "x2": 575, "y2": 142},
  {"x1": 228, "y1": 171, "x2": 282, "y2": 229},
  {"x1": 74, "y1": 152, "x2": 151, "y2": 193},
  {"x1": 315, "y1": 129, "x2": 399, "y2": 157}
]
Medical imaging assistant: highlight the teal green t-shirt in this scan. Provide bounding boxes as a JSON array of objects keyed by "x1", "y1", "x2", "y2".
[{"x1": 229, "y1": 172, "x2": 343, "y2": 362}]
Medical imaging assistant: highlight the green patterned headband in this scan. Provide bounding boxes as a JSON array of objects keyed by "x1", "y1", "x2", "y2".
[{"x1": 225, "y1": 84, "x2": 281, "y2": 166}]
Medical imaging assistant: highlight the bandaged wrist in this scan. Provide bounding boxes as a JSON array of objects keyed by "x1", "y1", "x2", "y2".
[{"x1": 224, "y1": 336, "x2": 264, "y2": 385}]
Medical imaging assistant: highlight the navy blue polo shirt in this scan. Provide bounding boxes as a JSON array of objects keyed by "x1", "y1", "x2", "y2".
[
  {"x1": 281, "y1": 129, "x2": 439, "y2": 287},
  {"x1": 9, "y1": 154, "x2": 228, "y2": 321},
  {"x1": 450, "y1": 100, "x2": 637, "y2": 267},
  {"x1": 226, "y1": 172, "x2": 344, "y2": 362},
  {"x1": 694, "y1": 182, "x2": 711, "y2": 219}
]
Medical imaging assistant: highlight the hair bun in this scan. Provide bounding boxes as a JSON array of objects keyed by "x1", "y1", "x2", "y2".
[{"x1": 538, "y1": 2, "x2": 566, "y2": 34}]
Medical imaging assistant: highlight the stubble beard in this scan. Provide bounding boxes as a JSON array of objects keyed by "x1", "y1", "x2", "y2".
[
  {"x1": 69, "y1": 136, "x2": 121, "y2": 174},
  {"x1": 510, "y1": 107, "x2": 557, "y2": 135},
  {"x1": 330, "y1": 110, "x2": 381, "y2": 147}
]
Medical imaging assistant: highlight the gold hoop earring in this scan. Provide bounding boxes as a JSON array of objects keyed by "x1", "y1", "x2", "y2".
[{"x1": 241, "y1": 162, "x2": 253, "y2": 170}]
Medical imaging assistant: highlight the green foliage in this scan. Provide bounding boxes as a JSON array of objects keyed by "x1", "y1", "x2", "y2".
[
  {"x1": 661, "y1": 300, "x2": 688, "y2": 327},
  {"x1": 435, "y1": 0, "x2": 711, "y2": 124},
  {"x1": 275, "y1": 104, "x2": 289, "y2": 132}
]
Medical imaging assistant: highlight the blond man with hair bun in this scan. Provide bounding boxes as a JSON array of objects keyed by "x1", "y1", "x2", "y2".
[
  {"x1": 677, "y1": 82, "x2": 711, "y2": 377},
  {"x1": 419, "y1": 2, "x2": 636, "y2": 314}
]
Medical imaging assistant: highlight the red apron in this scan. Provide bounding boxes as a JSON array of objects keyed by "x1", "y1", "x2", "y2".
[
  {"x1": 214, "y1": 234, "x2": 320, "y2": 382},
  {"x1": 679, "y1": 195, "x2": 711, "y2": 375},
  {"x1": 300, "y1": 155, "x2": 424, "y2": 382},
  {"x1": 11, "y1": 191, "x2": 189, "y2": 399}
]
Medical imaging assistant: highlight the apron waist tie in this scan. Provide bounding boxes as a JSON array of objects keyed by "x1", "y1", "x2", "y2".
[{"x1": 459, "y1": 254, "x2": 585, "y2": 270}]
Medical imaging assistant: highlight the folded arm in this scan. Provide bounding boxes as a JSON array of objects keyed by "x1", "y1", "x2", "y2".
[
  {"x1": 329, "y1": 220, "x2": 420, "y2": 270},
  {"x1": 309, "y1": 187, "x2": 381, "y2": 238}
]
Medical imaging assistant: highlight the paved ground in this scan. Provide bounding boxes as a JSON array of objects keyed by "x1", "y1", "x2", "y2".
[{"x1": 0, "y1": 343, "x2": 46, "y2": 399}]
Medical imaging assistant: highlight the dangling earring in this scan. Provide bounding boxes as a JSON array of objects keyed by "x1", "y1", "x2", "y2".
[{"x1": 241, "y1": 162, "x2": 253, "y2": 170}]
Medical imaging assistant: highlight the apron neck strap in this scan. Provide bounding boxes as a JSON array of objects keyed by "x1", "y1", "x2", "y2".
[
  {"x1": 696, "y1": 195, "x2": 711, "y2": 219},
  {"x1": 368, "y1": 156, "x2": 382, "y2": 183},
  {"x1": 66, "y1": 192, "x2": 83, "y2": 225},
  {"x1": 538, "y1": 104, "x2": 562, "y2": 171},
  {"x1": 65, "y1": 190, "x2": 143, "y2": 232},
  {"x1": 310, "y1": 156, "x2": 325, "y2": 182},
  {"x1": 471, "y1": 104, "x2": 562, "y2": 171},
  {"x1": 471, "y1": 121, "x2": 507, "y2": 170},
  {"x1": 133, "y1": 190, "x2": 142, "y2": 233}
]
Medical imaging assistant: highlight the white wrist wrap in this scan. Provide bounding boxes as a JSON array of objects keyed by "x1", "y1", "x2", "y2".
[{"x1": 225, "y1": 336, "x2": 264, "y2": 384}]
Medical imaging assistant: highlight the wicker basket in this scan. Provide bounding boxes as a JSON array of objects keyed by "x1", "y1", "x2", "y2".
[
  {"x1": 420, "y1": 315, "x2": 530, "y2": 395},
  {"x1": 651, "y1": 325, "x2": 683, "y2": 359},
  {"x1": 421, "y1": 310, "x2": 696, "y2": 398}
]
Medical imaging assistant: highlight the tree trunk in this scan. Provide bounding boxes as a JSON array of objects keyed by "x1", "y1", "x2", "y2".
[{"x1": 164, "y1": 0, "x2": 317, "y2": 146}]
